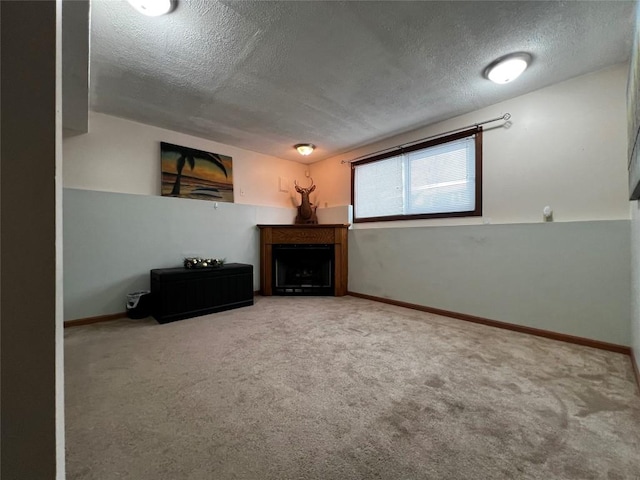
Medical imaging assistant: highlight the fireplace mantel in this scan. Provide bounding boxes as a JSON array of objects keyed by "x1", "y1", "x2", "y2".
[{"x1": 257, "y1": 224, "x2": 349, "y2": 296}]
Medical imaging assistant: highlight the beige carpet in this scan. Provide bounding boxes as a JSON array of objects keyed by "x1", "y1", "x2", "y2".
[{"x1": 65, "y1": 296, "x2": 640, "y2": 479}]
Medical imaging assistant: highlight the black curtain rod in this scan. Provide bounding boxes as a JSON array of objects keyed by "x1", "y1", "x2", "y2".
[{"x1": 341, "y1": 113, "x2": 511, "y2": 164}]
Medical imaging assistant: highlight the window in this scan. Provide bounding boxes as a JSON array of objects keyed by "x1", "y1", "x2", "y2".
[{"x1": 351, "y1": 127, "x2": 482, "y2": 222}]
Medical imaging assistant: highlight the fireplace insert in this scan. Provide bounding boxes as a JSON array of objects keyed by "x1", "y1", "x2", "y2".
[{"x1": 272, "y1": 244, "x2": 334, "y2": 295}]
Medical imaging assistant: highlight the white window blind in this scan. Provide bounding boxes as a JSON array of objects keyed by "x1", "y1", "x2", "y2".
[{"x1": 354, "y1": 133, "x2": 477, "y2": 220}]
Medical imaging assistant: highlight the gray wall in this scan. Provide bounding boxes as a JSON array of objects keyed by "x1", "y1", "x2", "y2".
[
  {"x1": 628, "y1": 2, "x2": 640, "y2": 379},
  {"x1": 349, "y1": 221, "x2": 631, "y2": 346},
  {"x1": 65, "y1": 188, "x2": 632, "y2": 346},
  {"x1": 631, "y1": 203, "x2": 640, "y2": 371},
  {"x1": 64, "y1": 188, "x2": 294, "y2": 320}
]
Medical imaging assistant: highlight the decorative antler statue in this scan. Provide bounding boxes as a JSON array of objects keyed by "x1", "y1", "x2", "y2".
[{"x1": 294, "y1": 177, "x2": 318, "y2": 224}]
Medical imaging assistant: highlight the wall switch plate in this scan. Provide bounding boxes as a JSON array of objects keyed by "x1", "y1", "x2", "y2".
[{"x1": 279, "y1": 177, "x2": 289, "y2": 193}]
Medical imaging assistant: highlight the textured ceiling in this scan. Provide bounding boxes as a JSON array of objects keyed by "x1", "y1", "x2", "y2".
[{"x1": 90, "y1": 0, "x2": 636, "y2": 164}]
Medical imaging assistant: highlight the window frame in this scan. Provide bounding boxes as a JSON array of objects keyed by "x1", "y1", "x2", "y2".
[{"x1": 351, "y1": 127, "x2": 483, "y2": 223}]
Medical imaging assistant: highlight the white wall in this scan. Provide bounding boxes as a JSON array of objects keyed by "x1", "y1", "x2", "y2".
[
  {"x1": 63, "y1": 67, "x2": 634, "y2": 349},
  {"x1": 62, "y1": 113, "x2": 310, "y2": 319},
  {"x1": 311, "y1": 64, "x2": 630, "y2": 227},
  {"x1": 309, "y1": 64, "x2": 633, "y2": 346},
  {"x1": 63, "y1": 113, "x2": 315, "y2": 320},
  {"x1": 64, "y1": 112, "x2": 308, "y2": 208}
]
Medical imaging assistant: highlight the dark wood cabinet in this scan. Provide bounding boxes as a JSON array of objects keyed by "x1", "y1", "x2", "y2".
[{"x1": 150, "y1": 263, "x2": 254, "y2": 324}]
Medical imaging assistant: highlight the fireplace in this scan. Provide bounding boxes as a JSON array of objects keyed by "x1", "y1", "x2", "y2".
[
  {"x1": 257, "y1": 224, "x2": 349, "y2": 296},
  {"x1": 273, "y1": 244, "x2": 334, "y2": 295}
]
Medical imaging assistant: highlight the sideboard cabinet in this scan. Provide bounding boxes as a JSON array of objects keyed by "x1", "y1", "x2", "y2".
[{"x1": 150, "y1": 263, "x2": 253, "y2": 324}]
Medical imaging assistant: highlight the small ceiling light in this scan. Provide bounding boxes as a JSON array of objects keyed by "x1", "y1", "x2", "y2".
[
  {"x1": 295, "y1": 144, "x2": 316, "y2": 156},
  {"x1": 485, "y1": 53, "x2": 531, "y2": 84},
  {"x1": 127, "y1": 0, "x2": 176, "y2": 16}
]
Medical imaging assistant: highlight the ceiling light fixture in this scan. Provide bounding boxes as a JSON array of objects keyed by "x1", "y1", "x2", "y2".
[
  {"x1": 485, "y1": 53, "x2": 531, "y2": 84},
  {"x1": 127, "y1": 0, "x2": 176, "y2": 16},
  {"x1": 294, "y1": 144, "x2": 316, "y2": 156}
]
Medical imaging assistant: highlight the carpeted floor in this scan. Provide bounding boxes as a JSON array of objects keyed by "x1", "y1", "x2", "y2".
[{"x1": 65, "y1": 296, "x2": 640, "y2": 479}]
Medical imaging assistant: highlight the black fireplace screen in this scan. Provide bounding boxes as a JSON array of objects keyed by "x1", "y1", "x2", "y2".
[{"x1": 273, "y1": 244, "x2": 334, "y2": 295}]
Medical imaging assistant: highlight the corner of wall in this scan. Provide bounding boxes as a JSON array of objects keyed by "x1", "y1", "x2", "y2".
[{"x1": 630, "y1": 201, "x2": 640, "y2": 379}]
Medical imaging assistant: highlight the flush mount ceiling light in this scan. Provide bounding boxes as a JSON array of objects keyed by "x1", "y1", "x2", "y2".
[
  {"x1": 485, "y1": 53, "x2": 531, "y2": 84},
  {"x1": 294, "y1": 144, "x2": 316, "y2": 156},
  {"x1": 127, "y1": 0, "x2": 176, "y2": 16}
]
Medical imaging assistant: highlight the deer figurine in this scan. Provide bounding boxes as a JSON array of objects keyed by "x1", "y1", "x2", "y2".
[{"x1": 294, "y1": 177, "x2": 318, "y2": 224}]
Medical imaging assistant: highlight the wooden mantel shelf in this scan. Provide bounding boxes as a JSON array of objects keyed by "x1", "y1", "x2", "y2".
[{"x1": 257, "y1": 224, "x2": 349, "y2": 296}]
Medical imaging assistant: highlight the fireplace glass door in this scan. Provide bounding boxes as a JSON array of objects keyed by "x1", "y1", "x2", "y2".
[{"x1": 272, "y1": 244, "x2": 334, "y2": 295}]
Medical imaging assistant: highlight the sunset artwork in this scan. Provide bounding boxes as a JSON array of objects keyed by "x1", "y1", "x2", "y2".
[{"x1": 161, "y1": 142, "x2": 234, "y2": 202}]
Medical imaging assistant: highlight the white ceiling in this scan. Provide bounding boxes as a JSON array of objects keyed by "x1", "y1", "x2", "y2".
[{"x1": 90, "y1": 0, "x2": 636, "y2": 164}]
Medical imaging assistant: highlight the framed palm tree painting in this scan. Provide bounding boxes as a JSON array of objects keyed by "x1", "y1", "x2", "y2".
[{"x1": 161, "y1": 142, "x2": 234, "y2": 202}]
